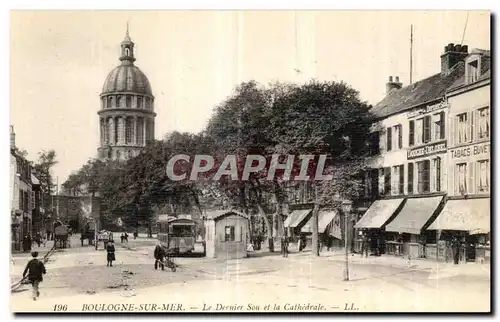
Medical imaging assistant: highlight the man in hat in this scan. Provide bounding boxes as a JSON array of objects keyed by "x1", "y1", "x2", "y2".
[
  {"x1": 22, "y1": 251, "x2": 46, "y2": 301},
  {"x1": 154, "y1": 242, "x2": 165, "y2": 270}
]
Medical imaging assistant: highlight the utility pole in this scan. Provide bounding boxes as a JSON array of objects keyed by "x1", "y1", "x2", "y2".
[
  {"x1": 342, "y1": 200, "x2": 353, "y2": 281},
  {"x1": 409, "y1": 25, "x2": 413, "y2": 85}
]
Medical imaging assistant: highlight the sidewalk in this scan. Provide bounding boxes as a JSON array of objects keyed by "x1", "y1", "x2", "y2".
[{"x1": 268, "y1": 248, "x2": 490, "y2": 279}]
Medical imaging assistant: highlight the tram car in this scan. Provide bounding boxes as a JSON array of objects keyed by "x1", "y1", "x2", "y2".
[{"x1": 157, "y1": 215, "x2": 197, "y2": 254}]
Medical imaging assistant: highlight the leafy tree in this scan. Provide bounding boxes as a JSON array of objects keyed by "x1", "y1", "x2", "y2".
[
  {"x1": 33, "y1": 150, "x2": 58, "y2": 195},
  {"x1": 266, "y1": 80, "x2": 375, "y2": 255}
]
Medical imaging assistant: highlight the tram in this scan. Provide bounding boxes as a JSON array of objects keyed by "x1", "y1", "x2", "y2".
[{"x1": 157, "y1": 215, "x2": 197, "y2": 254}]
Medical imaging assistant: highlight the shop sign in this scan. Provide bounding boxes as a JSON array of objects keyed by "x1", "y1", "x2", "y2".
[
  {"x1": 450, "y1": 142, "x2": 490, "y2": 159},
  {"x1": 407, "y1": 141, "x2": 447, "y2": 159},
  {"x1": 407, "y1": 101, "x2": 448, "y2": 119}
]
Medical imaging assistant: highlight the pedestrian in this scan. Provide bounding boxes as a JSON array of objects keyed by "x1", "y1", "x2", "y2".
[
  {"x1": 133, "y1": 230, "x2": 138, "y2": 240},
  {"x1": 106, "y1": 240, "x2": 116, "y2": 267},
  {"x1": 154, "y1": 242, "x2": 165, "y2": 270},
  {"x1": 124, "y1": 232, "x2": 128, "y2": 243},
  {"x1": 35, "y1": 232, "x2": 42, "y2": 248},
  {"x1": 283, "y1": 235, "x2": 289, "y2": 258},
  {"x1": 451, "y1": 236, "x2": 460, "y2": 265},
  {"x1": 22, "y1": 251, "x2": 46, "y2": 301},
  {"x1": 120, "y1": 234, "x2": 124, "y2": 243}
]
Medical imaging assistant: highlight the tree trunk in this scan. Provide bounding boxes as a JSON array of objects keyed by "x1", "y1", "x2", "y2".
[
  {"x1": 312, "y1": 203, "x2": 320, "y2": 256},
  {"x1": 257, "y1": 204, "x2": 273, "y2": 252}
]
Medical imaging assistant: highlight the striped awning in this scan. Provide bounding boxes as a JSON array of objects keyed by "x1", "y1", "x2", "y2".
[
  {"x1": 301, "y1": 210, "x2": 339, "y2": 233},
  {"x1": 385, "y1": 196, "x2": 444, "y2": 234},
  {"x1": 284, "y1": 209, "x2": 312, "y2": 228},
  {"x1": 354, "y1": 199, "x2": 404, "y2": 229}
]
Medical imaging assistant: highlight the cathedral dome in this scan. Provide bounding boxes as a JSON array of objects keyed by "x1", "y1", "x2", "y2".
[{"x1": 101, "y1": 65, "x2": 153, "y2": 96}]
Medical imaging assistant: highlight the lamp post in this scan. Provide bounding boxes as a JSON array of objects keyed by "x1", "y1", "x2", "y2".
[{"x1": 342, "y1": 200, "x2": 353, "y2": 281}]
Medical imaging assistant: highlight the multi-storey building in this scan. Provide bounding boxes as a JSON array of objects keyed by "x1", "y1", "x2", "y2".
[
  {"x1": 10, "y1": 126, "x2": 34, "y2": 251},
  {"x1": 356, "y1": 43, "x2": 469, "y2": 259},
  {"x1": 427, "y1": 49, "x2": 491, "y2": 263}
]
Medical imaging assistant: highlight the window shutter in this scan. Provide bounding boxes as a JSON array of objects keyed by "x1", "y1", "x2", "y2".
[
  {"x1": 469, "y1": 111, "x2": 474, "y2": 142},
  {"x1": 399, "y1": 165, "x2": 404, "y2": 195},
  {"x1": 379, "y1": 168, "x2": 385, "y2": 195},
  {"x1": 440, "y1": 112, "x2": 446, "y2": 140},
  {"x1": 398, "y1": 126, "x2": 403, "y2": 149},
  {"x1": 409, "y1": 120, "x2": 415, "y2": 146},
  {"x1": 387, "y1": 127, "x2": 392, "y2": 151},
  {"x1": 436, "y1": 158, "x2": 441, "y2": 192},
  {"x1": 408, "y1": 163, "x2": 414, "y2": 194},
  {"x1": 380, "y1": 130, "x2": 386, "y2": 151},
  {"x1": 423, "y1": 116, "x2": 431, "y2": 143},
  {"x1": 468, "y1": 162, "x2": 475, "y2": 194}
]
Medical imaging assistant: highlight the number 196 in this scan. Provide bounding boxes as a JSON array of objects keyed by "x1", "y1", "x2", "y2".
[{"x1": 54, "y1": 304, "x2": 67, "y2": 311}]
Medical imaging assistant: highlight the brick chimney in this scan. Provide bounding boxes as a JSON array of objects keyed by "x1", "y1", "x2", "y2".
[
  {"x1": 386, "y1": 76, "x2": 402, "y2": 94},
  {"x1": 440, "y1": 43, "x2": 469, "y2": 75},
  {"x1": 10, "y1": 125, "x2": 15, "y2": 150}
]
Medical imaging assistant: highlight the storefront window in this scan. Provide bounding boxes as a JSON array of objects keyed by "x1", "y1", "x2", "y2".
[
  {"x1": 455, "y1": 163, "x2": 468, "y2": 195},
  {"x1": 478, "y1": 107, "x2": 490, "y2": 139},
  {"x1": 477, "y1": 160, "x2": 490, "y2": 193}
]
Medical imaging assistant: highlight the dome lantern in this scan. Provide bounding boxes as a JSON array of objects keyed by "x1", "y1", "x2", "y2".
[{"x1": 119, "y1": 22, "x2": 136, "y2": 65}]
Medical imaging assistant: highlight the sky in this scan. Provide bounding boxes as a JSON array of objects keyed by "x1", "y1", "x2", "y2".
[{"x1": 9, "y1": 10, "x2": 490, "y2": 187}]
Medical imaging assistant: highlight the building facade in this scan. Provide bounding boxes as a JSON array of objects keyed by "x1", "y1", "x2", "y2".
[
  {"x1": 97, "y1": 26, "x2": 156, "y2": 161},
  {"x1": 427, "y1": 49, "x2": 491, "y2": 263},
  {"x1": 356, "y1": 43, "x2": 471, "y2": 259},
  {"x1": 10, "y1": 126, "x2": 34, "y2": 251}
]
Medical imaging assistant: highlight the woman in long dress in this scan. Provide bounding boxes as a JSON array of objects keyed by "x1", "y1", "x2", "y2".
[{"x1": 106, "y1": 241, "x2": 116, "y2": 267}]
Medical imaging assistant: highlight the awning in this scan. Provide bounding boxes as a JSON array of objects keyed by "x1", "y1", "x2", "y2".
[
  {"x1": 301, "y1": 210, "x2": 339, "y2": 233},
  {"x1": 284, "y1": 209, "x2": 312, "y2": 228},
  {"x1": 427, "y1": 198, "x2": 490, "y2": 234},
  {"x1": 354, "y1": 199, "x2": 404, "y2": 229},
  {"x1": 385, "y1": 196, "x2": 444, "y2": 234}
]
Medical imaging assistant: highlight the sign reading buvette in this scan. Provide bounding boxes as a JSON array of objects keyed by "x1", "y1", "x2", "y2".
[{"x1": 165, "y1": 154, "x2": 333, "y2": 181}]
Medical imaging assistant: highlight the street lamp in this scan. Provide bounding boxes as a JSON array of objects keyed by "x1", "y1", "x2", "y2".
[{"x1": 342, "y1": 200, "x2": 353, "y2": 281}]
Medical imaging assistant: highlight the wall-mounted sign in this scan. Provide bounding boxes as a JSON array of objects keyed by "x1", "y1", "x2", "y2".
[
  {"x1": 450, "y1": 142, "x2": 490, "y2": 159},
  {"x1": 407, "y1": 101, "x2": 448, "y2": 119},
  {"x1": 407, "y1": 141, "x2": 447, "y2": 159}
]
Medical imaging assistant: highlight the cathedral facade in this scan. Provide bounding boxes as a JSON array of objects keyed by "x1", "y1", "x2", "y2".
[{"x1": 97, "y1": 27, "x2": 156, "y2": 161}]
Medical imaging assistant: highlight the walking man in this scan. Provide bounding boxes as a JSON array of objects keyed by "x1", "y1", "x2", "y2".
[{"x1": 22, "y1": 251, "x2": 46, "y2": 301}]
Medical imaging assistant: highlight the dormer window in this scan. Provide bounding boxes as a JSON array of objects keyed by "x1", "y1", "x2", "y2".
[{"x1": 466, "y1": 59, "x2": 480, "y2": 83}]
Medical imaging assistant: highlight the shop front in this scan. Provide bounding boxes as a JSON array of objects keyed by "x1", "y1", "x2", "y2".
[
  {"x1": 301, "y1": 210, "x2": 341, "y2": 249},
  {"x1": 427, "y1": 197, "x2": 490, "y2": 263},
  {"x1": 354, "y1": 198, "x2": 405, "y2": 255},
  {"x1": 384, "y1": 195, "x2": 445, "y2": 259}
]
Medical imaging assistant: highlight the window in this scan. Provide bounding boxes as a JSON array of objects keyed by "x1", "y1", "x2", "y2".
[
  {"x1": 369, "y1": 169, "x2": 379, "y2": 199},
  {"x1": 368, "y1": 131, "x2": 380, "y2": 155},
  {"x1": 386, "y1": 127, "x2": 392, "y2": 151},
  {"x1": 432, "y1": 157, "x2": 441, "y2": 192},
  {"x1": 457, "y1": 113, "x2": 469, "y2": 144},
  {"x1": 455, "y1": 163, "x2": 467, "y2": 195},
  {"x1": 409, "y1": 120, "x2": 415, "y2": 146},
  {"x1": 224, "y1": 226, "x2": 235, "y2": 242},
  {"x1": 408, "y1": 163, "x2": 414, "y2": 194},
  {"x1": 125, "y1": 118, "x2": 133, "y2": 144},
  {"x1": 478, "y1": 107, "x2": 490, "y2": 139},
  {"x1": 117, "y1": 118, "x2": 125, "y2": 144},
  {"x1": 392, "y1": 165, "x2": 404, "y2": 195},
  {"x1": 467, "y1": 60, "x2": 479, "y2": 83},
  {"x1": 433, "y1": 112, "x2": 445, "y2": 140},
  {"x1": 423, "y1": 115, "x2": 431, "y2": 143},
  {"x1": 477, "y1": 160, "x2": 490, "y2": 193},
  {"x1": 137, "y1": 97, "x2": 142, "y2": 109},
  {"x1": 31, "y1": 191, "x2": 35, "y2": 210},
  {"x1": 384, "y1": 167, "x2": 391, "y2": 195},
  {"x1": 417, "y1": 160, "x2": 430, "y2": 193},
  {"x1": 116, "y1": 95, "x2": 122, "y2": 107},
  {"x1": 415, "y1": 118, "x2": 423, "y2": 145},
  {"x1": 108, "y1": 96, "x2": 113, "y2": 108},
  {"x1": 390, "y1": 125, "x2": 402, "y2": 150},
  {"x1": 126, "y1": 95, "x2": 132, "y2": 108}
]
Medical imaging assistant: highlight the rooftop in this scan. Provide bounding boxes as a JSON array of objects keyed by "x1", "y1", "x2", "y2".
[{"x1": 371, "y1": 63, "x2": 465, "y2": 119}]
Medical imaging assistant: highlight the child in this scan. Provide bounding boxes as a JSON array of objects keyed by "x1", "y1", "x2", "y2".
[{"x1": 22, "y1": 251, "x2": 46, "y2": 301}]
